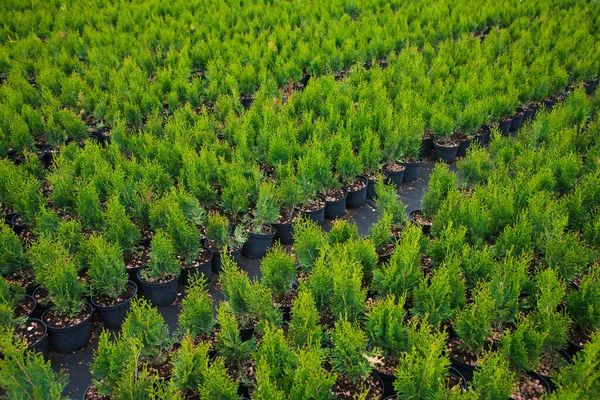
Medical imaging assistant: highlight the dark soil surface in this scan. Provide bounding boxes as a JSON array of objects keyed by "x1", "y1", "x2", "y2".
[
  {"x1": 43, "y1": 306, "x2": 91, "y2": 329},
  {"x1": 92, "y1": 285, "x2": 135, "y2": 308},
  {"x1": 332, "y1": 373, "x2": 383, "y2": 400},
  {"x1": 14, "y1": 319, "x2": 45, "y2": 348}
]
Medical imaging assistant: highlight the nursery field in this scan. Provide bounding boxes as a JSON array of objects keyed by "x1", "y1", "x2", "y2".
[{"x1": 1, "y1": 0, "x2": 600, "y2": 399}]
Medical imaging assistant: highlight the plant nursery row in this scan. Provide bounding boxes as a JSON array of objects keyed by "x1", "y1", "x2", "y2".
[{"x1": 1, "y1": 0, "x2": 600, "y2": 399}]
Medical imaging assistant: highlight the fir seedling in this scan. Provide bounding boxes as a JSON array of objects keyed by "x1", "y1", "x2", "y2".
[
  {"x1": 293, "y1": 217, "x2": 327, "y2": 273},
  {"x1": 288, "y1": 289, "x2": 323, "y2": 350},
  {"x1": 253, "y1": 358, "x2": 287, "y2": 400},
  {"x1": 143, "y1": 230, "x2": 180, "y2": 281},
  {"x1": 359, "y1": 129, "x2": 382, "y2": 177},
  {"x1": 331, "y1": 249, "x2": 366, "y2": 324},
  {"x1": 411, "y1": 265, "x2": 453, "y2": 329},
  {"x1": 215, "y1": 301, "x2": 254, "y2": 376},
  {"x1": 0, "y1": 327, "x2": 68, "y2": 399},
  {"x1": 328, "y1": 220, "x2": 359, "y2": 245},
  {"x1": 370, "y1": 212, "x2": 394, "y2": 254},
  {"x1": 0, "y1": 277, "x2": 25, "y2": 326},
  {"x1": 470, "y1": 351, "x2": 515, "y2": 400},
  {"x1": 121, "y1": 298, "x2": 172, "y2": 364},
  {"x1": 86, "y1": 235, "x2": 128, "y2": 300},
  {"x1": 44, "y1": 256, "x2": 87, "y2": 318},
  {"x1": 0, "y1": 223, "x2": 28, "y2": 276},
  {"x1": 331, "y1": 318, "x2": 371, "y2": 384},
  {"x1": 551, "y1": 331, "x2": 600, "y2": 398},
  {"x1": 205, "y1": 211, "x2": 231, "y2": 248},
  {"x1": 90, "y1": 332, "x2": 141, "y2": 397},
  {"x1": 305, "y1": 255, "x2": 334, "y2": 316},
  {"x1": 489, "y1": 252, "x2": 529, "y2": 327},
  {"x1": 365, "y1": 295, "x2": 409, "y2": 360},
  {"x1": 335, "y1": 136, "x2": 362, "y2": 186},
  {"x1": 254, "y1": 324, "x2": 297, "y2": 393},
  {"x1": 261, "y1": 243, "x2": 297, "y2": 303},
  {"x1": 166, "y1": 208, "x2": 201, "y2": 265},
  {"x1": 198, "y1": 357, "x2": 241, "y2": 400},
  {"x1": 104, "y1": 194, "x2": 141, "y2": 258},
  {"x1": 219, "y1": 255, "x2": 253, "y2": 319},
  {"x1": 541, "y1": 227, "x2": 591, "y2": 284},
  {"x1": 177, "y1": 276, "x2": 215, "y2": 340},
  {"x1": 170, "y1": 335, "x2": 210, "y2": 394},
  {"x1": 251, "y1": 181, "x2": 280, "y2": 233}
]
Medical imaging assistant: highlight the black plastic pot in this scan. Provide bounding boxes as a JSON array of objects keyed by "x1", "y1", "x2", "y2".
[
  {"x1": 420, "y1": 136, "x2": 434, "y2": 159},
  {"x1": 363, "y1": 176, "x2": 377, "y2": 199},
  {"x1": 346, "y1": 177, "x2": 368, "y2": 208},
  {"x1": 42, "y1": 303, "x2": 93, "y2": 353},
  {"x1": 566, "y1": 339, "x2": 584, "y2": 358},
  {"x1": 209, "y1": 245, "x2": 242, "y2": 273},
  {"x1": 535, "y1": 350, "x2": 572, "y2": 391},
  {"x1": 523, "y1": 107, "x2": 535, "y2": 122},
  {"x1": 137, "y1": 268, "x2": 179, "y2": 307},
  {"x1": 498, "y1": 118, "x2": 512, "y2": 136},
  {"x1": 519, "y1": 372, "x2": 553, "y2": 398},
  {"x1": 240, "y1": 96, "x2": 254, "y2": 110},
  {"x1": 298, "y1": 198, "x2": 326, "y2": 226},
  {"x1": 409, "y1": 209, "x2": 431, "y2": 236},
  {"x1": 273, "y1": 217, "x2": 295, "y2": 245},
  {"x1": 510, "y1": 109, "x2": 525, "y2": 131},
  {"x1": 433, "y1": 141, "x2": 459, "y2": 164},
  {"x1": 18, "y1": 295, "x2": 36, "y2": 318},
  {"x1": 544, "y1": 97, "x2": 557, "y2": 111},
  {"x1": 456, "y1": 137, "x2": 473, "y2": 158},
  {"x1": 240, "y1": 326, "x2": 255, "y2": 342},
  {"x1": 584, "y1": 78, "x2": 598, "y2": 95},
  {"x1": 25, "y1": 318, "x2": 48, "y2": 358},
  {"x1": 474, "y1": 125, "x2": 490, "y2": 146},
  {"x1": 242, "y1": 229, "x2": 276, "y2": 259},
  {"x1": 324, "y1": 190, "x2": 347, "y2": 220},
  {"x1": 402, "y1": 161, "x2": 422, "y2": 182},
  {"x1": 126, "y1": 264, "x2": 143, "y2": 286},
  {"x1": 91, "y1": 281, "x2": 137, "y2": 330},
  {"x1": 181, "y1": 248, "x2": 214, "y2": 283},
  {"x1": 383, "y1": 167, "x2": 405, "y2": 189},
  {"x1": 9, "y1": 214, "x2": 28, "y2": 235},
  {"x1": 449, "y1": 353, "x2": 476, "y2": 381}
]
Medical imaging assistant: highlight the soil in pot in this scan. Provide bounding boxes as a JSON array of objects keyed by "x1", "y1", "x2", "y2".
[
  {"x1": 242, "y1": 225, "x2": 276, "y2": 259},
  {"x1": 15, "y1": 295, "x2": 36, "y2": 318},
  {"x1": 377, "y1": 242, "x2": 396, "y2": 265},
  {"x1": 125, "y1": 244, "x2": 150, "y2": 285},
  {"x1": 475, "y1": 125, "x2": 491, "y2": 145},
  {"x1": 42, "y1": 303, "x2": 92, "y2": 353},
  {"x1": 447, "y1": 337, "x2": 480, "y2": 381},
  {"x1": 323, "y1": 188, "x2": 347, "y2": 220},
  {"x1": 346, "y1": 176, "x2": 368, "y2": 208},
  {"x1": 273, "y1": 209, "x2": 296, "y2": 245},
  {"x1": 532, "y1": 350, "x2": 572, "y2": 383},
  {"x1": 14, "y1": 318, "x2": 47, "y2": 355},
  {"x1": 332, "y1": 372, "x2": 384, "y2": 400},
  {"x1": 91, "y1": 282, "x2": 137, "y2": 330},
  {"x1": 205, "y1": 239, "x2": 242, "y2": 273},
  {"x1": 273, "y1": 281, "x2": 299, "y2": 322},
  {"x1": 408, "y1": 209, "x2": 432, "y2": 236},
  {"x1": 373, "y1": 357, "x2": 398, "y2": 397},
  {"x1": 433, "y1": 139, "x2": 459, "y2": 164},
  {"x1": 566, "y1": 327, "x2": 590, "y2": 356},
  {"x1": 180, "y1": 247, "x2": 213, "y2": 283},
  {"x1": 137, "y1": 269, "x2": 179, "y2": 307},
  {"x1": 511, "y1": 373, "x2": 550, "y2": 400},
  {"x1": 298, "y1": 196, "x2": 326, "y2": 226},
  {"x1": 383, "y1": 163, "x2": 406, "y2": 188}
]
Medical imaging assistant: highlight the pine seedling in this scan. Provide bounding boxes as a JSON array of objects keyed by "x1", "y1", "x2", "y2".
[
  {"x1": 328, "y1": 220, "x2": 359, "y2": 245},
  {"x1": 566, "y1": 264, "x2": 600, "y2": 333},
  {"x1": 177, "y1": 276, "x2": 215, "y2": 340},
  {"x1": 170, "y1": 335, "x2": 210, "y2": 394},
  {"x1": 453, "y1": 282, "x2": 495, "y2": 355},
  {"x1": 394, "y1": 321, "x2": 451, "y2": 399},
  {"x1": 198, "y1": 357, "x2": 241, "y2": 400},
  {"x1": 293, "y1": 217, "x2": 327, "y2": 273},
  {"x1": 470, "y1": 351, "x2": 515, "y2": 400},
  {"x1": 373, "y1": 223, "x2": 423, "y2": 298},
  {"x1": 104, "y1": 194, "x2": 141, "y2": 258},
  {"x1": 290, "y1": 347, "x2": 336, "y2": 400},
  {"x1": 254, "y1": 324, "x2": 297, "y2": 393},
  {"x1": 76, "y1": 180, "x2": 104, "y2": 230},
  {"x1": 421, "y1": 163, "x2": 457, "y2": 220},
  {"x1": 144, "y1": 230, "x2": 180, "y2": 281},
  {"x1": 86, "y1": 235, "x2": 128, "y2": 299},
  {"x1": 365, "y1": 295, "x2": 409, "y2": 359},
  {"x1": 331, "y1": 318, "x2": 371, "y2": 384},
  {"x1": 90, "y1": 332, "x2": 141, "y2": 397},
  {"x1": 0, "y1": 223, "x2": 28, "y2": 276},
  {"x1": 288, "y1": 289, "x2": 323, "y2": 350},
  {"x1": 261, "y1": 243, "x2": 297, "y2": 303},
  {"x1": 501, "y1": 315, "x2": 547, "y2": 373},
  {"x1": 0, "y1": 327, "x2": 68, "y2": 399},
  {"x1": 121, "y1": 298, "x2": 172, "y2": 364},
  {"x1": 374, "y1": 180, "x2": 407, "y2": 228},
  {"x1": 215, "y1": 301, "x2": 254, "y2": 375}
]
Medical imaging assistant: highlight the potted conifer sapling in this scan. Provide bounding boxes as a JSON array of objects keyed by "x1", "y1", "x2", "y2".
[
  {"x1": 260, "y1": 243, "x2": 299, "y2": 322},
  {"x1": 242, "y1": 181, "x2": 279, "y2": 259},
  {"x1": 431, "y1": 108, "x2": 459, "y2": 164},
  {"x1": 272, "y1": 163, "x2": 301, "y2": 244},
  {"x1": 204, "y1": 211, "x2": 246, "y2": 273}
]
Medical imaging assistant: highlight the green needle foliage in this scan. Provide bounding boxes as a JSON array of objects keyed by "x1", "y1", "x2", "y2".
[
  {"x1": 76, "y1": 180, "x2": 104, "y2": 230},
  {"x1": 215, "y1": 301, "x2": 254, "y2": 375},
  {"x1": 369, "y1": 212, "x2": 394, "y2": 253},
  {"x1": 374, "y1": 179, "x2": 407, "y2": 228},
  {"x1": 166, "y1": 208, "x2": 201, "y2": 265},
  {"x1": 288, "y1": 289, "x2": 323, "y2": 350},
  {"x1": 411, "y1": 264, "x2": 454, "y2": 329},
  {"x1": 470, "y1": 351, "x2": 515, "y2": 400},
  {"x1": 121, "y1": 298, "x2": 172, "y2": 364},
  {"x1": 170, "y1": 335, "x2": 210, "y2": 395},
  {"x1": 0, "y1": 327, "x2": 68, "y2": 400},
  {"x1": 293, "y1": 217, "x2": 327, "y2": 273},
  {"x1": 199, "y1": 357, "x2": 241, "y2": 400},
  {"x1": 501, "y1": 315, "x2": 547, "y2": 373},
  {"x1": 104, "y1": 194, "x2": 141, "y2": 258},
  {"x1": 421, "y1": 163, "x2": 457, "y2": 220},
  {"x1": 365, "y1": 295, "x2": 409, "y2": 359},
  {"x1": 566, "y1": 264, "x2": 600, "y2": 334},
  {"x1": 453, "y1": 282, "x2": 495, "y2": 355},
  {"x1": 254, "y1": 324, "x2": 297, "y2": 393},
  {"x1": 144, "y1": 230, "x2": 180, "y2": 281},
  {"x1": 252, "y1": 180, "x2": 280, "y2": 232},
  {"x1": 260, "y1": 243, "x2": 297, "y2": 303},
  {"x1": 330, "y1": 247, "x2": 366, "y2": 324},
  {"x1": 330, "y1": 318, "x2": 371, "y2": 384},
  {"x1": 90, "y1": 332, "x2": 141, "y2": 397},
  {"x1": 0, "y1": 223, "x2": 29, "y2": 276},
  {"x1": 328, "y1": 220, "x2": 359, "y2": 245},
  {"x1": 44, "y1": 256, "x2": 87, "y2": 318},
  {"x1": 177, "y1": 276, "x2": 216, "y2": 340},
  {"x1": 86, "y1": 235, "x2": 128, "y2": 300},
  {"x1": 290, "y1": 347, "x2": 336, "y2": 400}
]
